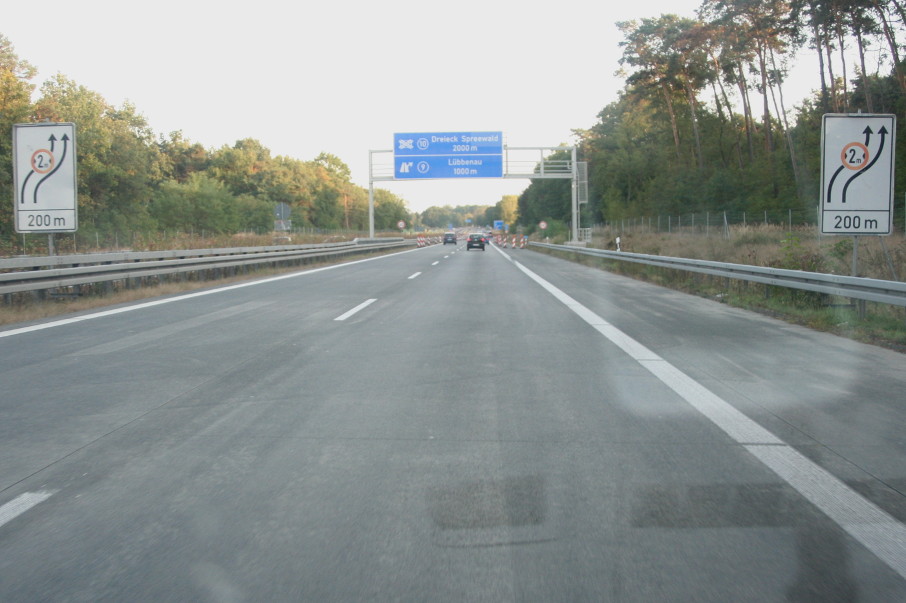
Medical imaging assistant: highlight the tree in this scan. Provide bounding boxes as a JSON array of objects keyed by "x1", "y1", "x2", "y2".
[
  {"x1": 208, "y1": 138, "x2": 273, "y2": 198},
  {"x1": 701, "y1": 0, "x2": 800, "y2": 198},
  {"x1": 421, "y1": 206, "x2": 454, "y2": 228},
  {"x1": 497, "y1": 195, "x2": 519, "y2": 225},
  {"x1": 311, "y1": 182, "x2": 343, "y2": 229},
  {"x1": 150, "y1": 173, "x2": 240, "y2": 234},
  {"x1": 158, "y1": 131, "x2": 210, "y2": 183},
  {"x1": 314, "y1": 152, "x2": 351, "y2": 181},
  {"x1": 0, "y1": 35, "x2": 37, "y2": 237},
  {"x1": 234, "y1": 194, "x2": 274, "y2": 233},
  {"x1": 517, "y1": 149, "x2": 573, "y2": 227},
  {"x1": 373, "y1": 189, "x2": 409, "y2": 230},
  {"x1": 33, "y1": 75, "x2": 161, "y2": 232},
  {"x1": 578, "y1": 96, "x2": 667, "y2": 221},
  {"x1": 870, "y1": 0, "x2": 906, "y2": 93},
  {"x1": 262, "y1": 156, "x2": 318, "y2": 227},
  {"x1": 618, "y1": 17, "x2": 685, "y2": 163}
]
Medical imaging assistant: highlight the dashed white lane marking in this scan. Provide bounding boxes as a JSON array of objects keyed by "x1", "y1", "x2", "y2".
[
  {"x1": 0, "y1": 491, "x2": 56, "y2": 529},
  {"x1": 408, "y1": 272, "x2": 422, "y2": 280},
  {"x1": 508, "y1": 250, "x2": 906, "y2": 580},
  {"x1": 334, "y1": 299, "x2": 377, "y2": 321},
  {"x1": 0, "y1": 248, "x2": 421, "y2": 339}
]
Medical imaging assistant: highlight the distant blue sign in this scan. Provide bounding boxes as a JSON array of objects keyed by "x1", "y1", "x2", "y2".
[
  {"x1": 494, "y1": 220, "x2": 504, "y2": 230},
  {"x1": 394, "y1": 131, "x2": 503, "y2": 179}
]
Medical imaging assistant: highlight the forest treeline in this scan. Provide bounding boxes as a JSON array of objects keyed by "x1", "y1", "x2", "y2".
[
  {"x1": 0, "y1": 34, "x2": 418, "y2": 248},
  {"x1": 518, "y1": 0, "x2": 906, "y2": 233}
]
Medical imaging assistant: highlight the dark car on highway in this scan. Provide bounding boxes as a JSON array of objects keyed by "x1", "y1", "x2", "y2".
[
  {"x1": 443, "y1": 232, "x2": 456, "y2": 244},
  {"x1": 466, "y1": 233, "x2": 485, "y2": 251}
]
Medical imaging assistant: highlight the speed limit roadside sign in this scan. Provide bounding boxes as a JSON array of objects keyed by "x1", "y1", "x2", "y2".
[
  {"x1": 820, "y1": 114, "x2": 895, "y2": 235},
  {"x1": 12, "y1": 122, "x2": 78, "y2": 233}
]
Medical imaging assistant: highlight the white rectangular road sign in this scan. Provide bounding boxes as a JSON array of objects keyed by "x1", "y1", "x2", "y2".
[
  {"x1": 820, "y1": 114, "x2": 895, "y2": 235},
  {"x1": 13, "y1": 122, "x2": 78, "y2": 233}
]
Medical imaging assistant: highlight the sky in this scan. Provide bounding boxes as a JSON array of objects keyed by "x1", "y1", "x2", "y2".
[{"x1": 3, "y1": 0, "x2": 825, "y2": 213}]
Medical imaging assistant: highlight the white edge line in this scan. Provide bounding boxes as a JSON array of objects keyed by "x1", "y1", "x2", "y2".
[
  {"x1": 490, "y1": 244, "x2": 513, "y2": 263},
  {"x1": 745, "y1": 444, "x2": 906, "y2": 577},
  {"x1": 511, "y1": 256, "x2": 906, "y2": 580},
  {"x1": 0, "y1": 247, "x2": 421, "y2": 339},
  {"x1": 334, "y1": 298, "x2": 377, "y2": 321},
  {"x1": 0, "y1": 490, "x2": 56, "y2": 529}
]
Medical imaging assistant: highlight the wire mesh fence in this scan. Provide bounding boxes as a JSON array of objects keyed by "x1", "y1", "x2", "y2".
[{"x1": 601, "y1": 208, "x2": 823, "y2": 237}]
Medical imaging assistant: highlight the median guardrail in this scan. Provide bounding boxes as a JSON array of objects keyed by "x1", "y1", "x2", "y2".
[{"x1": 1, "y1": 238, "x2": 414, "y2": 298}]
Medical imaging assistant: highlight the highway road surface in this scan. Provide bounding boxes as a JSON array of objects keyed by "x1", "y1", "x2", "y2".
[{"x1": 1, "y1": 241, "x2": 905, "y2": 601}]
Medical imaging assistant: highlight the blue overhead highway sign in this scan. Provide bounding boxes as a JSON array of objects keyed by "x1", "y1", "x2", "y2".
[
  {"x1": 394, "y1": 131, "x2": 503, "y2": 179},
  {"x1": 395, "y1": 155, "x2": 503, "y2": 179}
]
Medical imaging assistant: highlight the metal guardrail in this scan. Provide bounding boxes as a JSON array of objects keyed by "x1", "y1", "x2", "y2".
[
  {"x1": 531, "y1": 242, "x2": 906, "y2": 308},
  {"x1": 0, "y1": 238, "x2": 414, "y2": 297}
]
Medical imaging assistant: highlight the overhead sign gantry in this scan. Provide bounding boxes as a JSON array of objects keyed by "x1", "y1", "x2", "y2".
[{"x1": 369, "y1": 131, "x2": 587, "y2": 242}]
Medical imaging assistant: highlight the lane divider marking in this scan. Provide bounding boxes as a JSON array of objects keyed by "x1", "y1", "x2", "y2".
[
  {"x1": 0, "y1": 248, "x2": 421, "y2": 339},
  {"x1": 0, "y1": 490, "x2": 56, "y2": 529},
  {"x1": 334, "y1": 299, "x2": 377, "y2": 321}
]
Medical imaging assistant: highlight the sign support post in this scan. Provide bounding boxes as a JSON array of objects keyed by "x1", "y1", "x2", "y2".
[
  {"x1": 368, "y1": 151, "x2": 375, "y2": 239},
  {"x1": 819, "y1": 113, "x2": 895, "y2": 316}
]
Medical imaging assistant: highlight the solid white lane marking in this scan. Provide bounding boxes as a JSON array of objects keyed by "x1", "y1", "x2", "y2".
[
  {"x1": 0, "y1": 248, "x2": 421, "y2": 339},
  {"x1": 334, "y1": 298, "x2": 377, "y2": 321},
  {"x1": 408, "y1": 272, "x2": 422, "y2": 280},
  {"x1": 510, "y1": 254, "x2": 906, "y2": 580},
  {"x1": 0, "y1": 491, "x2": 56, "y2": 529},
  {"x1": 640, "y1": 359, "x2": 782, "y2": 445},
  {"x1": 746, "y1": 444, "x2": 906, "y2": 578}
]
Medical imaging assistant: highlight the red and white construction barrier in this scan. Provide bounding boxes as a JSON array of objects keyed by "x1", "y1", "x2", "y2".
[{"x1": 417, "y1": 235, "x2": 426, "y2": 247}]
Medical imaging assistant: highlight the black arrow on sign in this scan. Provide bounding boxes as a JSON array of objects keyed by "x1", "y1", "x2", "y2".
[
  {"x1": 842, "y1": 126, "x2": 887, "y2": 204},
  {"x1": 33, "y1": 133, "x2": 69, "y2": 203},
  {"x1": 826, "y1": 165, "x2": 845, "y2": 203},
  {"x1": 20, "y1": 170, "x2": 33, "y2": 204}
]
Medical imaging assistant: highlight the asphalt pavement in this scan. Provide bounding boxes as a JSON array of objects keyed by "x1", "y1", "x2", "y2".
[{"x1": 1, "y1": 241, "x2": 904, "y2": 601}]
